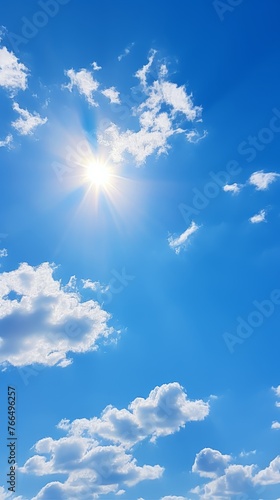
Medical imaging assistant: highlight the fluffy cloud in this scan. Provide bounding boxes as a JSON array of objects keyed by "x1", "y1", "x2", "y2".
[
  {"x1": 11, "y1": 102, "x2": 47, "y2": 136},
  {"x1": 223, "y1": 183, "x2": 241, "y2": 194},
  {"x1": 91, "y1": 61, "x2": 102, "y2": 71},
  {"x1": 0, "y1": 248, "x2": 7, "y2": 258},
  {"x1": 272, "y1": 421, "x2": 280, "y2": 430},
  {"x1": 64, "y1": 68, "x2": 99, "y2": 106},
  {"x1": 58, "y1": 382, "x2": 210, "y2": 446},
  {"x1": 0, "y1": 262, "x2": 116, "y2": 368},
  {"x1": 249, "y1": 170, "x2": 280, "y2": 190},
  {"x1": 168, "y1": 222, "x2": 200, "y2": 254},
  {"x1": 0, "y1": 486, "x2": 25, "y2": 500},
  {"x1": 102, "y1": 86, "x2": 120, "y2": 104},
  {"x1": 0, "y1": 46, "x2": 28, "y2": 93},
  {"x1": 192, "y1": 448, "x2": 231, "y2": 479},
  {"x1": 191, "y1": 448, "x2": 280, "y2": 498},
  {"x1": 0, "y1": 134, "x2": 12, "y2": 148},
  {"x1": 98, "y1": 50, "x2": 205, "y2": 165},
  {"x1": 20, "y1": 383, "x2": 209, "y2": 499},
  {"x1": 249, "y1": 209, "x2": 267, "y2": 224}
]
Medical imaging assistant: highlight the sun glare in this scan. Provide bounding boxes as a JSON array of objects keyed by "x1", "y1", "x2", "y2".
[{"x1": 86, "y1": 159, "x2": 111, "y2": 187}]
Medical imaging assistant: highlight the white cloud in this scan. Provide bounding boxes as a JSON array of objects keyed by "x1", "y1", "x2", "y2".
[
  {"x1": 102, "y1": 86, "x2": 120, "y2": 104},
  {"x1": 19, "y1": 381, "x2": 209, "y2": 499},
  {"x1": 161, "y1": 497, "x2": 189, "y2": 500},
  {"x1": 185, "y1": 129, "x2": 207, "y2": 143},
  {"x1": 168, "y1": 222, "x2": 200, "y2": 254},
  {"x1": 0, "y1": 134, "x2": 12, "y2": 148},
  {"x1": 223, "y1": 183, "x2": 242, "y2": 194},
  {"x1": 57, "y1": 382, "x2": 210, "y2": 447},
  {"x1": 11, "y1": 102, "x2": 47, "y2": 136},
  {"x1": 118, "y1": 42, "x2": 135, "y2": 62},
  {"x1": 91, "y1": 61, "x2": 102, "y2": 71},
  {"x1": 21, "y1": 384, "x2": 209, "y2": 498},
  {"x1": 0, "y1": 249, "x2": 8, "y2": 258},
  {"x1": 239, "y1": 450, "x2": 257, "y2": 458},
  {"x1": 191, "y1": 449, "x2": 280, "y2": 498},
  {"x1": 98, "y1": 50, "x2": 205, "y2": 165},
  {"x1": 272, "y1": 421, "x2": 280, "y2": 430},
  {"x1": 64, "y1": 68, "x2": 99, "y2": 106},
  {"x1": 192, "y1": 448, "x2": 231, "y2": 479},
  {"x1": 273, "y1": 385, "x2": 280, "y2": 398},
  {"x1": 0, "y1": 486, "x2": 25, "y2": 500},
  {"x1": 249, "y1": 209, "x2": 267, "y2": 224},
  {"x1": 0, "y1": 262, "x2": 117, "y2": 368},
  {"x1": 0, "y1": 46, "x2": 28, "y2": 93},
  {"x1": 254, "y1": 456, "x2": 280, "y2": 485},
  {"x1": 249, "y1": 170, "x2": 280, "y2": 190}
]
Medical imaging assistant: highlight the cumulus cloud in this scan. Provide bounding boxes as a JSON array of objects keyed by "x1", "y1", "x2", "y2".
[
  {"x1": 11, "y1": 102, "x2": 47, "y2": 136},
  {"x1": 223, "y1": 183, "x2": 242, "y2": 194},
  {"x1": 191, "y1": 448, "x2": 280, "y2": 498},
  {"x1": 192, "y1": 448, "x2": 231, "y2": 479},
  {"x1": 0, "y1": 486, "x2": 25, "y2": 500},
  {"x1": 272, "y1": 421, "x2": 280, "y2": 430},
  {"x1": 57, "y1": 382, "x2": 210, "y2": 447},
  {"x1": 0, "y1": 46, "x2": 28, "y2": 93},
  {"x1": 64, "y1": 68, "x2": 99, "y2": 106},
  {"x1": 0, "y1": 134, "x2": 12, "y2": 148},
  {"x1": 249, "y1": 209, "x2": 267, "y2": 224},
  {"x1": 98, "y1": 50, "x2": 205, "y2": 165},
  {"x1": 168, "y1": 222, "x2": 200, "y2": 254},
  {"x1": 249, "y1": 170, "x2": 280, "y2": 190},
  {"x1": 102, "y1": 86, "x2": 120, "y2": 104},
  {"x1": 0, "y1": 262, "x2": 117, "y2": 368},
  {"x1": 0, "y1": 249, "x2": 8, "y2": 258},
  {"x1": 19, "y1": 383, "x2": 209, "y2": 499}
]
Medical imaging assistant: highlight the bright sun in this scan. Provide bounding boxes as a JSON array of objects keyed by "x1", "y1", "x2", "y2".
[{"x1": 86, "y1": 159, "x2": 111, "y2": 187}]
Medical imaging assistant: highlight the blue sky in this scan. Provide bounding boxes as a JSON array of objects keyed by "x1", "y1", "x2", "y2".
[{"x1": 0, "y1": 1, "x2": 280, "y2": 499}]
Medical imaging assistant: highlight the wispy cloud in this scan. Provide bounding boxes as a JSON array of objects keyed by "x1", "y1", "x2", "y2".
[
  {"x1": 11, "y1": 102, "x2": 47, "y2": 136},
  {"x1": 0, "y1": 46, "x2": 28, "y2": 93},
  {"x1": 98, "y1": 50, "x2": 205, "y2": 165},
  {"x1": 0, "y1": 134, "x2": 12, "y2": 148},
  {"x1": 91, "y1": 61, "x2": 102, "y2": 71},
  {"x1": 249, "y1": 209, "x2": 267, "y2": 224},
  {"x1": 168, "y1": 222, "x2": 200, "y2": 254},
  {"x1": 64, "y1": 68, "x2": 99, "y2": 106},
  {"x1": 118, "y1": 42, "x2": 135, "y2": 61}
]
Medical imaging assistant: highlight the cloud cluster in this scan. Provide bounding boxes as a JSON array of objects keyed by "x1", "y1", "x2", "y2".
[
  {"x1": 20, "y1": 383, "x2": 210, "y2": 499},
  {"x1": 224, "y1": 169, "x2": 280, "y2": 194},
  {"x1": 98, "y1": 50, "x2": 206, "y2": 165},
  {"x1": 191, "y1": 447, "x2": 280, "y2": 498},
  {"x1": 168, "y1": 222, "x2": 200, "y2": 254},
  {"x1": 64, "y1": 65, "x2": 120, "y2": 107},
  {"x1": 0, "y1": 262, "x2": 116, "y2": 368}
]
